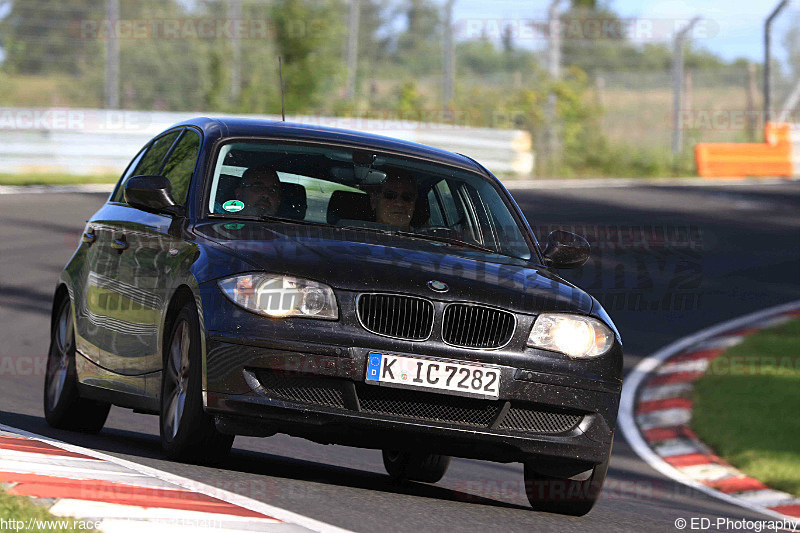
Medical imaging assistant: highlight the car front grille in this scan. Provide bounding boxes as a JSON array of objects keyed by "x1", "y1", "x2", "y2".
[
  {"x1": 357, "y1": 385, "x2": 501, "y2": 427},
  {"x1": 256, "y1": 372, "x2": 346, "y2": 409},
  {"x1": 442, "y1": 304, "x2": 516, "y2": 349},
  {"x1": 357, "y1": 293, "x2": 434, "y2": 341},
  {"x1": 497, "y1": 406, "x2": 582, "y2": 434},
  {"x1": 252, "y1": 372, "x2": 582, "y2": 435}
]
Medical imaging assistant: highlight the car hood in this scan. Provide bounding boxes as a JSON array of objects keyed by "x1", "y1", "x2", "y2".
[{"x1": 194, "y1": 221, "x2": 593, "y2": 315}]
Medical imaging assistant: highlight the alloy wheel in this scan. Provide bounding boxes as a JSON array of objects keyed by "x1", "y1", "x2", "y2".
[
  {"x1": 163, "y1": 319, "x2": 191, "y2": 440},
  {"x1": 45, "y1": 302, "x2": 73, "y2": 411}
]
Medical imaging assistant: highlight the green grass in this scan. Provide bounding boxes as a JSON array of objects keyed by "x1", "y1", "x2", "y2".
[
  {"x1": 0, "y1": 487, "x2": 96, "y2": 532},
  {"x1": 692, "y1": 318, "x2": 800, "y2": 497},
  {"x1": 0, "y1": 74, "x2": 102, "y2": 109},
  {"x1": 0, "y1": 173, "x2": 117, "y2": 186}
]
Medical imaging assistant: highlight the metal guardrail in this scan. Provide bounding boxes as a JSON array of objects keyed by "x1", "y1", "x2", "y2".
[{"x1": 0, "y1": 108, "x2": 534, "y2": 177}]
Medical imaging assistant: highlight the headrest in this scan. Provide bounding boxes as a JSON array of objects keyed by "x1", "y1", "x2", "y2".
[
  {"x1": 216, "y1": 174, "x2": 240, "y2": 206},
  {"x1": 327, "y1": 190, "x2": 373, "y2": 224},
  {"x1": 410, "y1": 193, "x2": 430, "y2": 228},
  {"x1": 276, "y1": 182, "x2": 307, "y2": 220}
]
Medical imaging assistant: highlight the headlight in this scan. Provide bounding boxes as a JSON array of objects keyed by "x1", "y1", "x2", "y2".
[
  {"x1": 218, "y1": 274, "x2": 338, "y2": 320},
  {"x1": 527, "y1": 313, "x2": 613, "y2": 358}
]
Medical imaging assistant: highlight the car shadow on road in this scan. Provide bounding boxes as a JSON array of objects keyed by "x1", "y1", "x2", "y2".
[
  {"x1": 0, "y1": 411, "x2": 783, "y2": 522},
  {"x1": 212, "y1": 446, "x2": 535, "y2": 512},
  {"x1": 0, "y1": 409, "x2": 531, "y2": 511}
]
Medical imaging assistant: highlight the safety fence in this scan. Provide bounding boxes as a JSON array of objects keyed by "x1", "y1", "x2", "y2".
[{"x1": 0, "y1": 108, "x2": 534, "y2": 178}]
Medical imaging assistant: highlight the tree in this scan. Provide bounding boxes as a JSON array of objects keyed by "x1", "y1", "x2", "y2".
[
  {"x1": 501, "y1": 24, "x2": 513, "y2": 54},
  {"x1": 391, "y1": 0, "x2": 441, "y2": 72},
  {"x1": 271, "y1": 0, "x2": 346, "y2": 113},
  {"x1": 0, "y1": 0, "x2": 104, "y2": 74},
  {"x1": 115, "y1": 0, "x2": 210, "y2": 110}
]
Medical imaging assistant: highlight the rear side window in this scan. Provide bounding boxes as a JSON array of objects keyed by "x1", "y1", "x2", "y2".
[
  {"x1": 161, "y1": 130, "x2": 200, "y2": 205},
  {"x1": 134, "y1": 130, "x2": 181, "y2": 176}
]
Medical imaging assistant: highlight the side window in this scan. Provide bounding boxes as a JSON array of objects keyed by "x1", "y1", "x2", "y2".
[
  {"x1": 427, "y1": 189, "x2": 445, "y2": 226},
  {"x1": 161, "y1": 130, "x2": 200, "y2": 205},
  {"x1": 435, "y1": 179, "x2": 460, "y2": 225},
  {"x1": 110, "y1": 130, "x2": 181, "y2": 203},
  {"x1": 454, "y1": 183, "x2": 483, "y2": 243},
  {"x1": 133, "y1": 130, "x2": 181, "y2": 177},
  {"x1": 111, "y1": 146, "x2": 148, "y2": 202}
]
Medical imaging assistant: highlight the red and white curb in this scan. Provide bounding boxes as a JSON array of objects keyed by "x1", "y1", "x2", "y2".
[
  {"x1": 619, "y1": 300, "x2": 800, "y2": 525},
  {"x1": 0, "y1": 423, "x2": 351, "y2": 533}
]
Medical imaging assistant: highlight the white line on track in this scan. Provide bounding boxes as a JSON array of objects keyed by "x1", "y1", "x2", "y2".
[
  {"x1": 503, "y1": 177, "x2": 796, "y2": 190},
  {"x1": 618, "y1": 299, "x2": 800, "y2": 525},
  {"x1": 0, "y1": 422, "x2": 353, "y2": 533}
]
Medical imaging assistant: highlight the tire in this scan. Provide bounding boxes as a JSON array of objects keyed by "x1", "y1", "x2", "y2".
[
  {"x1": 382, "y1": 450, "x2": 451, "y2": 483},
  {"x1": 160, "y1": 303, "x2": 233, "y2": 464},
  {"x1": 43, "y1": 296, "x2": 110, "y2": 433},
  {"x1": 523, "y1": 452, "x2": 611, "y2": 516}
]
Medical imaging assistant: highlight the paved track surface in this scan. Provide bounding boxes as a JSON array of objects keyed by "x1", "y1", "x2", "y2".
[{"x1": 1, "y1": 182, "x2": 799, "y2": 532}]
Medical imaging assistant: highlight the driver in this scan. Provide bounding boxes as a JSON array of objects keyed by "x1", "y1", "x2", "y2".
[
  {"x1": 235, "y1": 166, "x2": 282, "y2": 216},
  {"x1": 371, "y1": 171, "x2": 418, "y2": 231}
]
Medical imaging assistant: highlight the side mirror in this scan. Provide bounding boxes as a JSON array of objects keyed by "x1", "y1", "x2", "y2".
[
  {"x1": 124, "y1": 175, "x2": 183, "y2": 216},
  {"x1": 542, "y1": 230, "x2": 590, "y2": 269}
]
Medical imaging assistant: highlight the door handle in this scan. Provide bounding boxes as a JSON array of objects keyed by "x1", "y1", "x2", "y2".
[
  {"x1": 111, "y1": 235, "x2": 129, "y2": 253},
  {"x1": 82, "y1": 228, "x2": 97, "y2": 247}
]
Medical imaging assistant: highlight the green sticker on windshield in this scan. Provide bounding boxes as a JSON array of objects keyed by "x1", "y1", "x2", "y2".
[{"x1": 222, "y1": 200, "x2": 244, "y2": 212}]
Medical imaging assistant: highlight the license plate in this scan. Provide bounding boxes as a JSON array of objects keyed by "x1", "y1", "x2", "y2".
[{"x1": 365, "y1": 352, "x2": 500, "y2": 399}]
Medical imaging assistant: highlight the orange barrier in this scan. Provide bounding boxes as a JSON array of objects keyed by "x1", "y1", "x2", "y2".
[{"x1": 695, "y1": 123, "x2": 793, "y2": 178}]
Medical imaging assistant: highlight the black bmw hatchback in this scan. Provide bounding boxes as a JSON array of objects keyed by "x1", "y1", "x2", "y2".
[{"x1": 45, "y1": 118, "x2": 622, "y2": 515}]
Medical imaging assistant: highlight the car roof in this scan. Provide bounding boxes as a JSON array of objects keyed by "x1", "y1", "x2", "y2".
[{"x1": 172, "y1": 117, "x2": 487, "y2": 174}]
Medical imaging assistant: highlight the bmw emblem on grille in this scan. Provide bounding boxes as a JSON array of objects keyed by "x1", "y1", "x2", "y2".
[{"x1": 427, "y1": 280, "x2": 449, "y2": 293}]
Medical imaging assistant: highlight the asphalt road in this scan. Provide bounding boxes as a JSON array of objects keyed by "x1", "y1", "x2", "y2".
[{"x1": 1, "y1": 181, "x2": 799, "y2": 532}]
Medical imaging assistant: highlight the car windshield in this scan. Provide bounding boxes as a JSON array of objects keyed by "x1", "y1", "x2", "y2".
[{"x1": 207, "y1": 141, "x2": 533, "y2": 260}]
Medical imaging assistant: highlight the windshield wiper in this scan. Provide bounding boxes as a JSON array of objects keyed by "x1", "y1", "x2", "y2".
[
  {"x1": 338, "y1": 225, "x2": 508, "y2": 256},
  {"x1": 394, "y1": 230, "x2": 529, "y2": 260},
  {"x1": 209, "y1": 213, "x2": 334, "y2": 228},
  {"x1": 393, "y1": 230, "x2": 501, "y2": 255},
  {"x1": 258, "y1": 215, "x2": 332, "y2": 227}
]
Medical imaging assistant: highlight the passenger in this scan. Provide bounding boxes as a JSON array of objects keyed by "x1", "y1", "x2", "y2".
[
  {"x1": 235, "y1": 167, "x2": 282, "y2": 216},
  {"x1": 372, "y1": 171, "x2": 418, "y2": 231}
]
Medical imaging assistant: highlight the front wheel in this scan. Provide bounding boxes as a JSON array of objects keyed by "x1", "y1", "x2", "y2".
[
  {"x1": 382, "y1": 450, "x2": 451, "y2": 483},
  {"x1": 43, "y1": 296, "x2": 110, "y2": 433},
  {"x1": 523, "y1": 453, "x2": 610, "y2": 516},
  {"x1": 160, "y1": 303, "x2": 233, "y2": 464}
]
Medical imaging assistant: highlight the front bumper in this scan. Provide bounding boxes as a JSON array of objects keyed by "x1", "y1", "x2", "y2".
[{"x1": 204, "y1": 338, "x2": 621, "y2": 467}]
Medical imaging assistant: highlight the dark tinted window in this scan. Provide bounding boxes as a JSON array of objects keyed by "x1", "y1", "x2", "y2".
[
  {"x1": 209, "y1": 142, "x2": 532, "y2": 260},
  {"x1": 111, "y1": 146, "x2": 148, "y2": 202},
  {"x1": 133, "y1": 130, "x2": 181, "y2": 177},
  {"x1": 161, "y1": 130, "x2": 200, "y2": 205}
]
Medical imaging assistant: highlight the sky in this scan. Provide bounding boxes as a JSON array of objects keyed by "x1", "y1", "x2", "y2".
[{"x1": 453, "y1": 0, "x2": 798, "y2": 64}]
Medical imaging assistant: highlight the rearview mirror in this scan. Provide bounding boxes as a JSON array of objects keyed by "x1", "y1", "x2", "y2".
[
  {"x1": 542, "y1": 230, "x2": 590, "y2": 269},
  {"x1": 124, "y1": 175, "x2": 184, "y2": 216}
]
